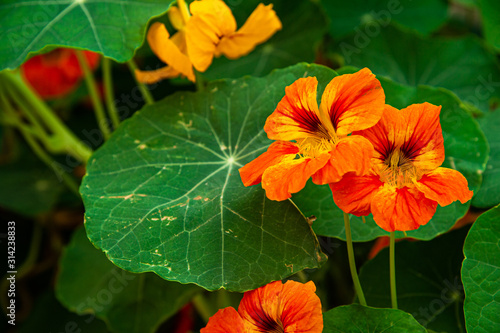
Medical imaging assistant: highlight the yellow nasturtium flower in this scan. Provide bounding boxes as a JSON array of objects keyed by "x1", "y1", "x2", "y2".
[{"x1": 136, "y1": 0, "x2": 282, "y2": 83}]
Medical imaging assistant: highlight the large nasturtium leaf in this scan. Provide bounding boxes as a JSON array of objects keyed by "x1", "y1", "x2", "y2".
[
  {"x1": 322, "y1": 0, "x2": 447, "y2": 38},
  {"x1": 0, "y1": 0, "x2": 172, "y2": 70},
  {"x1": 323, "y1": 304, "x2": 426, "y2": 333},
  {"x1": 462, "y1": 205, "x2": 500, "y2": 332},
  {"x1": 359, "y1": 227, "x2": 470, "y2": 333},
  {"x1": 81, "y1": 63, "x2": 330, "y2": 292},
  {"x1": 56, "y1": 227, "x2": 200, "y2": 333},
  {"x1": 293, "y1": 70, "x2": 488, "y2": 242},
  {"x1": 332, "y1": 24, "x2": 500, "y2": 113},
  {"x1": 203, "y1": 0, "x2": 327, "y2": 79},
  {"x1": 472, "y1": 110, "x2": 500, "y2": 208},
  {"x1": 479, "y1": 0, "x2": 500, "y2": 51}
]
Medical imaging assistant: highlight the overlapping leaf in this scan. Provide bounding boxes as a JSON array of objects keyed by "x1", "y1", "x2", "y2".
[
  {"x1": 323, "y1": 0, "x2": 447, "y2": 38},
  {"x1": 81, "y1": 63, "x2": 330, "y2": 292},
  {"x1": 462, "y1": 205, "x2": 500, "y2": 332},
  {"x1": 359, "y1": 228, "x2": 470, "y2": 332},
  {"x1": 0, "y1": 0, "x2": 172, "y2": 70},
  {"x1": 293, "y1": 70, "x2": 488, "y2": 241},
  {"x1": 471, "y1": 111, "x2": 500, "y2": 208},
  {"x1": 56, "y1": 227, "x2": 200, "y2": 333},
  {"x1": 479, "y1": 0, "x2": 500, "y2": 51},
  {"x1": 323, "y1": 304, "x2": 426, "y2": 333},
  {"x1": 332, "y1": 24, "x2": 500, "y2": 113}
]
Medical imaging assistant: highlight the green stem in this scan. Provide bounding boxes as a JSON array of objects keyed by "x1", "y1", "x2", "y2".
[
  {"x1": 2, "y1": 84, "x2": 53, "y2": 147},
  {"x1": 297, "y1": 270, "x2": 308, "y2": 283},
  {"x1": 1, "y1": 223, "x2": 43, "y2": 315},
  {"x1": 22, "y1": 127, "x2": 80, "y2": 195},
  {"x1": 390, "y1": 231, "x2": 398, "y2": 309},
  {"x1": 0, "y1": 93, "x2": 80, "y2": 195},
  {"x1": 17, "y1": 223, "x2": 44, "y2": 278},
  {"x1": 102, "y1": 57, "x2": 121, "y2": 129},
  {"x1": 192, "y1": 293, "x2": 212, "y2": 323},
  {"x1": 75, "y1": 50, "x2": 111, "y2": 140},
  {"x1": 126, "y1": 59, "x2": 154, "y2": 105},
  {"x1": 0, "y1": 71, "x2": 92, "y2": 162},
  {"x1": 343, "y1": 212, "x2": 367, "y2": 306},
  {"x1": 195, "y1": 70, "x2": 205, "y2": 92},
  {"x1": 216, "y1": 289, "x2": 231, "y2": 310}
]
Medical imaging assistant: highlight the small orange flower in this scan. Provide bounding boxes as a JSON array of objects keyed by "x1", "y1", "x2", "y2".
[
  {"x1": 136, "y1": 0, "x2": 281, "y2": 83},
  {"x1": 201, "y1": 280, "x2": 323, "y2": 333},
  {"x1": 239, "y1": 68, "x2": 385, "y2": 200},
  {"x1": 330, "y1": 103, "x2": 473, "y2": 232},
  {"x1": 21, "y1": 48, "x2": 99, "y2": 99}
]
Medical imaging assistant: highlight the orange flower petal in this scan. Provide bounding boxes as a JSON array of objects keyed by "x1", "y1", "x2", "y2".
[
  {"x1": 238, "y1": 280, "x2": 323, "y2": 333},
  {"x1": 354, "y1": 104, "x2": 401, "y2": 165},
  {"x1": 135, "y1": 66, "x2": 180, "y2": 85},
  {"x1": 356, "y1": 102, "x2": 445, "y2": 174},
  {"x1": 262, "y1": 152, "x2": 330, "y2": 201},
  {"x1": 239, "y1": 141, "x2": 299, "y2": 187},
  {"x1": 217, "y1": 3, "x2": 282, "y2": 59},
  {"x1": 147, "y1": 23, "x2": 195, "y2": 82},
  {"x1": 400, "y1": 103, "x2": 445, "y2": 170},
  {"x1": 168, "y1": 5, "x2": 185, "y2": 31},
  {"x1": 186, "y1": 0, "x2": 236, "y2": 72},
  {"x1": 330, "y1": 173, "x2": 383, "y2": 216},
  {"x1": 264, "y1": 77, "x2": 323, "y2": 141},
  {"x1": 201, "y1": 307, "x2": 247, "y2": 333},
  {"x1": 319, "y1": 68, "x2": 385, "y2": 137},
  {"x1": 189, "y1": 0, "x2": 237, "y2": 34},
  {"x1": 312, "y1": 135, "x2": 374, "y2": 184},
  {"x1": 371, "y1": 184, "x2": 438, "y2": 232},
  {"x1": 414, "y1": 167, "x2": 473, "y2": 206}
]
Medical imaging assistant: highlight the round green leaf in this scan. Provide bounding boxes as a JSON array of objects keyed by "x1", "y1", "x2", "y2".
[
  {"x1": 293, "y1": 72, "x2": 487, "y2": 241},
  {"x1": 0, "y1": 0, "x2": 172, "y2": 70},
  {"x1": 323, "y1": 0, "x2": 447, "y2": 38},
  {"x1": 462, "y1": 205, "x2": 500, "y2": 332},
  {"x1": 472, "y1": 111, "x2": 500, "y2": 208},
  {"x1": 56, "y1": 227, "x2": 200, "y2": 333},
  {"x1": 81, "y1": 63, "x2": 330, "y2": 292},
  {"x1": 359, "y1": 228, "x2": 470, "y2": 332},
  {"x1": 323, "y1": 304, "x2": 426, "y2": 333},
  {"x1": 332, "y1": 24, "x2": 500, "y2": 113},
  {"x1": 203, "y1": 0, "x2": 327, "y2": 79}
]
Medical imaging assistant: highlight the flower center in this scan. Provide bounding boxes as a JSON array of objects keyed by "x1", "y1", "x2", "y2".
[
  {"x1": 296, "y1": 137, "x2": 334, "y2": 159},
  {"x1": 379, "y1": 148, "x2": 421, "y2": 188},
  {"x1": 254, "y1": 316, "x2": 284, "y2": 333}
]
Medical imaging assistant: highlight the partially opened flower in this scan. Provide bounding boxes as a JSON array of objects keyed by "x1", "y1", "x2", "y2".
[
  {"x1": 21, "y1": 48, "x2": 99, "y2": 99},
  {"x1": 330, "y1": 103, "x2": 473, "y2": 232},
  {"x1": 186, "y1": 0, "x2": 282, "y2": 72},
  {"x1": 135, "y1": 5, "x2": 196, "y2": 83},
  {"x1": 136, "y1": 0, "x2": 281, "y2": 83},
  {"x1": 239, "y1": 68, "x2": 385, "y2": 200},
  {"x1": 201, "y1": 280, "x2": 323, "y2": 333}
]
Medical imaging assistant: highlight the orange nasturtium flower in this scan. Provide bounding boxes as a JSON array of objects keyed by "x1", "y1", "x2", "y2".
[
  {"x1": 330, "y1": 103, "x2": 474, "y2": 232},
  {"x1": 136, "y1": 0, "x2": 282, "y2": 83},
  {"x1": 239, "y1": 68, "x2": 385, "y2": 201},
  {"x1": 21, "y1": 48, "x2": 100, "y2": 99},
  {"x1": 201, "y1": 280, "x2": 323, "y2": 333}
]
